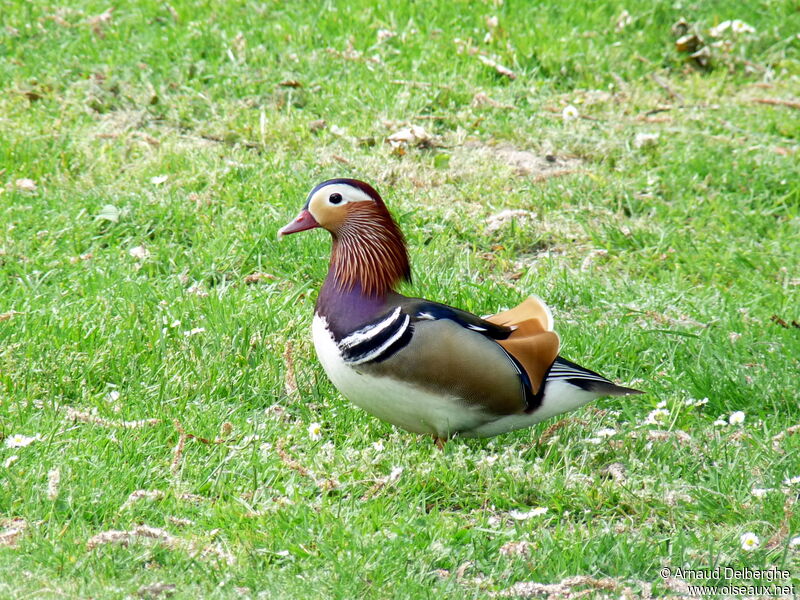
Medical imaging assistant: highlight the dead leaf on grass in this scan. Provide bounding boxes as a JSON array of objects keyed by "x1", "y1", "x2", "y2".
[
  {"x1": 389, "y1": 79, "x2": 433, "y2": 88},
  {"x1": 494, "y1": 575, "x2": 618, "y2": 598},
  {"x1": 376, "y1": 29, "x2": 397, "y2": 42},
  {"x1": 65, "y1": 407, "x2": 161, "y2": 429},
  {"x1": 599, "y1": 462, "x2": 627, "y2": 485},
  {"x1": 86, "y1": 524, "x2": 235, "y2": 565},
  {"x1": 244, "y1": 272, "x2": 277, "y2": 284},
  {"x1": 675, "y1": 34, "x2": 703, "y2": 53},
  {"x1": 120, "y1": 490, "x2": 166, "y2": 512},
  {"x1": 772, "y1": 424, "x2": 800, "y2": 452},
  {"x1": 478, "y1": 55, "x2": 516, "y2": 79},
  {"x1": 765, "y1": 496, "x2": 795, "y2": 550},
  {"x1": 276, "y1": 439, "x2": 339, "y2": 491},
  {"x1": 136, "y1": 582, "x2": 177, "y2": 599},
  {"x1": 87, "y1": 8, "x2": 113, "y2": 37},
  {"x1": 386, "y1": 125, "x2": 435, "y2": 150},
  {"x1": 499, "y1": 541, "x2": 534, "y2": 557},
  {"x1": 485, "y1": 209, "x2": 536, "y2": 233},
  {"x1": 646, "y1": 430, "x2": 692, "y2": 445},
  {"x1": 14, "y1": 178, "x2": 37, "y2": 192},
  {"x1": 0, "y1": 518, "x2": 27, "y2": 548},
  {"x1": 283, "y1": 342, "x2": 298, "y2": 397},
  {"x1": 472, "y1": 92, "x2": 515, "y2": 110}
]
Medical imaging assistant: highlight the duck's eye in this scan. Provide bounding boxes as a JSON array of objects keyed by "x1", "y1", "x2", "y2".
[{"x1": 329, "y1": 193, "x2": 343, "y2": 205}]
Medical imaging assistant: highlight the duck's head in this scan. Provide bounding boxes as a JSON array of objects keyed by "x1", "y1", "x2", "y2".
[
  {"x1": 279, "y1": 178, "x2": 411, "y2": 296},
  {"x1": 278, "y1": 178, "x2": 387, "y2": 237}
]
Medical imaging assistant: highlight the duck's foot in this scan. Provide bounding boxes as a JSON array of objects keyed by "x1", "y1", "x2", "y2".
[{"x1": 432, "y1": 436, "x2": 446, "y2": 451}]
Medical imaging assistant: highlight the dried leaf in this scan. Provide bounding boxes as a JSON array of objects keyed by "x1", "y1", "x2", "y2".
[
  {"x1": 136, "y1": 582, "x2": 177, "y2": 599},
  {"x1": 754, "y1": 97, "x2": 800, "y2": 110},
  {"x1": 599, "y1": 462, "x2": 627, "y2": 484},
  {"x1": 65, "y1": 407, "x2": 161, "y2": 429},
  {"x1": 477, "y1": 55, "x2": 516, "y2": 79},
  {"x1": 244, "y1": 272, "x2": 276, "y2": 284},
  {"x1": 471, "y1": 92, "x2": 515, "y2": 110},
  {"x1": 499, "y1": 541, "x2": 534, "y2": 557},
  {"x1": 675, "y1": 34, "x2": 702, "y2": 53},
  {"x1": 386, "y1": 125, "x2": 434, "y2": 149},
  {"x1": 120, "y1": 490, "x2": 166, "y2": 511},
  {"x1": 497, "y1": 576, "x2": 618, "y2": 598},
  {"x1": 283, "y1": 342, "x2": 298, "y2": 397},
  {"x1": 87, "y1": 8, "x2": 113, "y2": 37},
  {"x1": 772, "y1": 424, "x2": 800, "y2": 452},
  {"x1": 14, "y1": 178, "x2": 37, "y2": 192},
  {"x1": 129, "y1": 245, "x2": 150, "y2": 260},
  {"x1": 0, "y1": 518, "x2": 27, "y2": 548},
  {"x1": 485, "y1": 209, "x2": 536, "y2": 233}
]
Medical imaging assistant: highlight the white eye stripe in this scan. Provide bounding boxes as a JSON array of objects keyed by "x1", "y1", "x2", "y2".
[{"x1": 311, "y1": 183, "x2": 374, "y2": 206}]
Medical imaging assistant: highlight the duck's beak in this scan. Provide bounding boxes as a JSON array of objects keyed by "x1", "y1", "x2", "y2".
[{"x1": 278, "y1": 209, "x2": 320, "y2": 238}]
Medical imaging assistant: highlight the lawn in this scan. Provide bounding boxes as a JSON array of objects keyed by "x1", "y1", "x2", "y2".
[{"x1": 1, "y1": 1, "x2": 799, "y2": 598}]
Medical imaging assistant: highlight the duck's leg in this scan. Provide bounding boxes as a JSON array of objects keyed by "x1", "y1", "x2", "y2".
[{"x1": 432, "y1": 436, "x2": 446, "y2": 451}]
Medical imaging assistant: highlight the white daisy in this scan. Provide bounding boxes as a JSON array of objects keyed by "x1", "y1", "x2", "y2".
[
  {"x1": 643, "y1": 408, "x2": 669, "y2": 425},
  {"x1": 728, "y1": 411, "x2": 745, "y2": 425},
  {"x1": 509, "y1": 507, "x2": 548, "y2": 520},
  {"x1": 731, "y1": 20, "x2": 755, "y2": 34},
  {"x1": 307, "y1": 422, "x2": 322, "y2": 442},
  {"x1": 595, "y1": 428, "x2": 617, "y2": 438},
  {"x1": 562, "y1": 105, "x2": 579, "y2": 121},
  {"x1": 740, "y1": 532, "x2": 759, "y2": 552},
  {"x1": 751, "y1": 487, "x2": 772, "y2": 498},
  {"x1": 5, "y1": 433, "x2": 40, "y2": 448},
  {"x1": 789, "y1": 536, "x2": 800, "y2": 548}
]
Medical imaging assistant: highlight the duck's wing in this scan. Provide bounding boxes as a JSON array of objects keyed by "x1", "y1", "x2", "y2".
[
  {"x1": 484, "y1": 295, "x2": 561, "y2": 398},
  {"x1": 352, "y1": 295, "x2": 560, "y2": 413},
  {"x1": 547, "y1": 356, "x2": 644, "y2": 396}
]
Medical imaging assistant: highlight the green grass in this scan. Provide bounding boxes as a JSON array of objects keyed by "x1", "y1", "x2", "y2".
[{"x1": 1, "y1": 0, "x2": 799, "y2": 598}]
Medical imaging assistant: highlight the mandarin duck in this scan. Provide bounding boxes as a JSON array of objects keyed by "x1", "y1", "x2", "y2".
[{"x1": 279, "y1": 179, "x2": 642, "y2": 443}]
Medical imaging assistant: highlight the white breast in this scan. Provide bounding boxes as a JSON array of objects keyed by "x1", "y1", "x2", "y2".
[{"x1": 312, "y1": 314, "x2": 488, "y2": 437}]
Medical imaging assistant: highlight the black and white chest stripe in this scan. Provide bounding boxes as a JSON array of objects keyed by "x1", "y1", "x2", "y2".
[{"x1": 337, "y1": 307, "x2": 413, "y2": 365}]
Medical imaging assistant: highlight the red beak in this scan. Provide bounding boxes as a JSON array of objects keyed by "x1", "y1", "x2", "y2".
[{"x1": 278, "y1": 209, "x2": 320, "y2": 238}]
